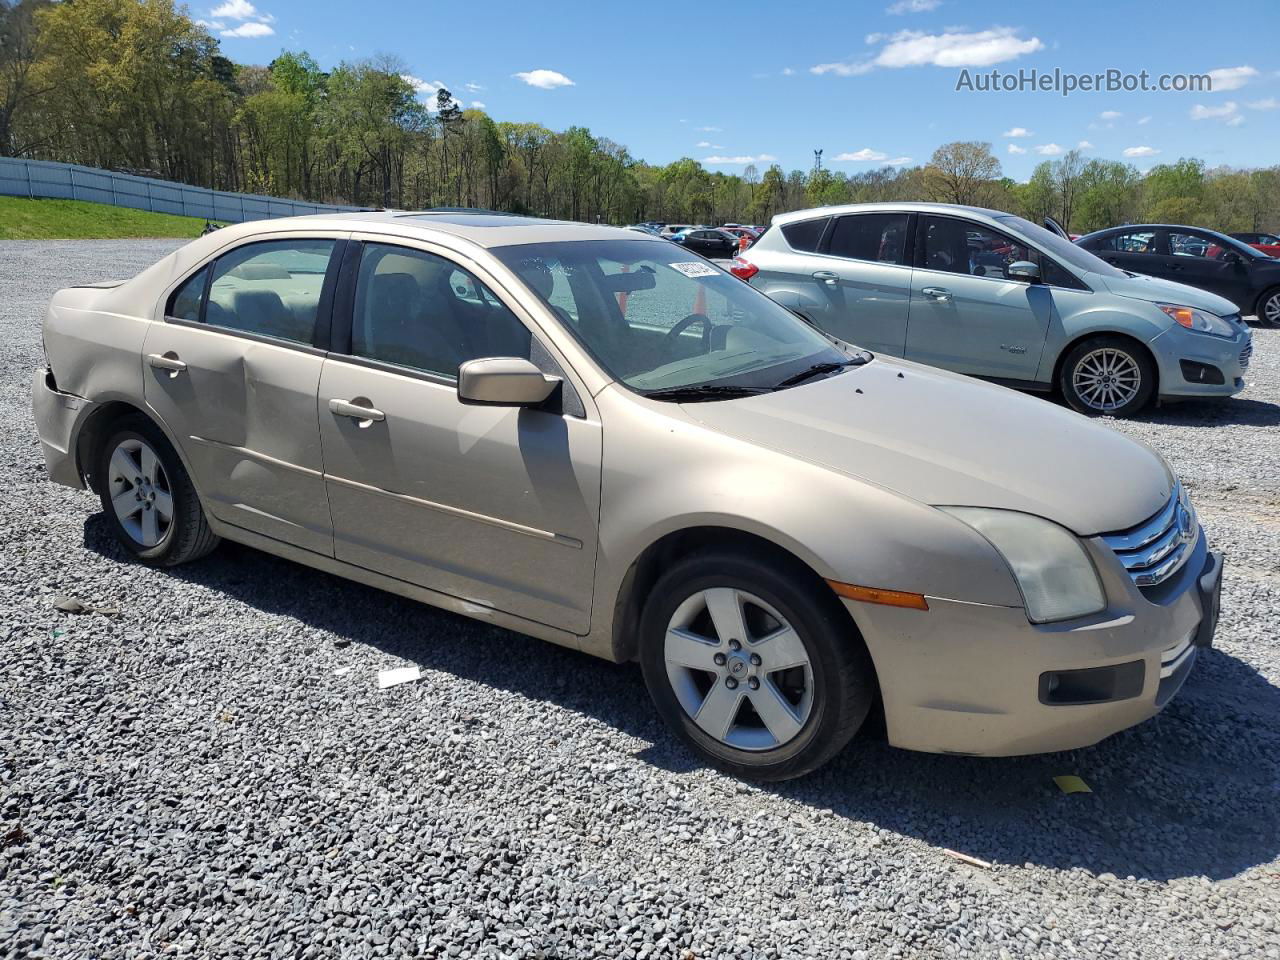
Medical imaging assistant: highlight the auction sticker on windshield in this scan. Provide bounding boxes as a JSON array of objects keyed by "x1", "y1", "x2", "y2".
[{"x1": 669, "y1": 261, "x2": 720, "y2": 278}]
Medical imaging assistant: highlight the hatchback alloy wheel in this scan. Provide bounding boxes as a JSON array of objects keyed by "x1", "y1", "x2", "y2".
[{"x1": 1071, "y1": 347, "x2": 1142, "y2": 413}]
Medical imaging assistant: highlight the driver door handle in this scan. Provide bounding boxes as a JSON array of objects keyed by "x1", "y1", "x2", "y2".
[
  {"x1": 921, "y1": 286, "x2": 953, "y2": 302},
  {"x1": 328, "y1": 398, "x2": 385, "y2": 422},
  {"x1": 812, "y1": 271, "x2": 839, "y2": 284}
]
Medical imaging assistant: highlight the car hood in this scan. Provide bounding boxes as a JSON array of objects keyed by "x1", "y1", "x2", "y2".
[
  {"x1": 1094, "y1": 271, "x2": 1239, "y2": 315},
  {"x1": 682, "y1": 359, "x2": 1172, "y2": 535}
]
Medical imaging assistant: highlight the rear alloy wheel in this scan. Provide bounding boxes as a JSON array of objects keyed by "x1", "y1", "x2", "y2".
[
  {"x1": 1060, "y1": 337, "x2": 1155, "y2": 417},
  {"x1": 96, "y1": 415, "x2": 219, "y2": 566},
  {"x1": 639, "y1": 549, "x2": 877, "y2": 781},
  {"x1": 1256, "y1": 288, "x2": 1280, "y2": 328}
]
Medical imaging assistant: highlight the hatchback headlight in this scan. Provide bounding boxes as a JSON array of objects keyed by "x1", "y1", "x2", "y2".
[
  {"x1": 1156, "y1": 303, "x2": 1236, "y2": 339},
  {"x1": 939, "y1": 508, "x2": 1106, "y2": 623}
]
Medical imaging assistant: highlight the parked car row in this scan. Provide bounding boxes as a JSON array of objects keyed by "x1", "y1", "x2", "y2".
[
  {"x1": 732, "y1": 203, "x2": 1254, "y2": 417},
  {"x1": 33, "y1": 208, "x2": 1223, "y2": 780}
]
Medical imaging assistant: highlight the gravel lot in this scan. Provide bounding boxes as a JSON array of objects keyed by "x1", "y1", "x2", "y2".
[{"x1": 2, "y1": 239, "x2": 1278, "y2": 960}]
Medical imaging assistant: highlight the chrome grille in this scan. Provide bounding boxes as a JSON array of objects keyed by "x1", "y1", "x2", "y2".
[
  {"x1": 1101, "y1": 483, "x2": 1197, "y2": 588},
  {"x1": 1239, "y1": 338, "x2": 1253, "y2": 370}
]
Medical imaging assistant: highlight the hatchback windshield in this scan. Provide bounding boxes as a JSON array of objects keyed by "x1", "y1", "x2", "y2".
[
  {"x1": 492, "y1": 238, "x2": 849, "y2": 395},
  {"x1": 995, "y1": 215, "x2": 1127, "y2": 278}
]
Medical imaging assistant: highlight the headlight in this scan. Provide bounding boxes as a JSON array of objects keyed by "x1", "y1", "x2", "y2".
[
  {"x1": 939, "y1": 508, "x2": 1106, "y2": 623},
  {"x1": 1156, "y1": 303, "x2": 1236, "y2": 338}
]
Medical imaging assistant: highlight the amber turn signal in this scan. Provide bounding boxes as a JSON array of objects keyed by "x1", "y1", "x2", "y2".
[{"x1": 826, "y1": 580, "x2": 930, "y2": 610}]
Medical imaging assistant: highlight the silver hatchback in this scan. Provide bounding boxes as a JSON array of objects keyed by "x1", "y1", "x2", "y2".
[{"x1": 739, "y1": 203, "x2": 1252, "y2": 416}]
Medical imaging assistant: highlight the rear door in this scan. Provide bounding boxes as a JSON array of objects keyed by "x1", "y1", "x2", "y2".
[
  {"x1": 143, "y1": 234, "x2": 344, "y2": 555},
  {"x1": 809, "y1": 211, "x2": 913, "y2": 355},
  {"x1": 905, "y1": 215, "x2": 1052, "y2": 380},
  {"x1": 316, "y1": 238, "x2": 602, "y2": 634}
]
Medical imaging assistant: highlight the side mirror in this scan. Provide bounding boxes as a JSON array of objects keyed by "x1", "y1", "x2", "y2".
[
  {"x1": 457, "y1": 357, "x2": 560, "y2": 407},
  {"x1": 1007, "y1": 260, "x2": 1041, "y2": 283}
]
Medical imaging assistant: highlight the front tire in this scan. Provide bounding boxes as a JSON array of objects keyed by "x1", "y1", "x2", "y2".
[
  {"x1": 1254, "y1": 287, "x2": 1280, "y2": 328},
  {"x1": 96, "y1": 414, "x2": 219, "y2": 567},
  {"x1": 1059, "y1": 336, "x2": 1155, "y2": 417},
  {"x1": 639, "y1": 548, "x2": 877, "y2": 781}
]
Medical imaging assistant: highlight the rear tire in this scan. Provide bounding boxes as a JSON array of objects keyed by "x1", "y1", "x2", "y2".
[
  {"x1": 1254, "y1": 287, "x2": 1280, "y2": 328},
  {"x1": 639, "y1": 547, "x2": 877, "y2": 781},
  {"x1": 1059, "y1": 335, "x2": 1155, "y2": 418},
  {"x1": 96, "y1": 414, "x2": 219, "y2": 567}
]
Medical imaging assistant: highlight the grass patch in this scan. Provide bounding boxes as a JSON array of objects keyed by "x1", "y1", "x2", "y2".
[{"x1": 0, "y1": 196, "x2": 211, "y2": 239}]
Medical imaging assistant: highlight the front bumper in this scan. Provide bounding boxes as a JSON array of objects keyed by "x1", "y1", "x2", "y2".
[
  {"x1": 1150, "y1": 324, "x2": 1251, "y2": 400},
  {"x1": 32, "y1": 366, "x2": 94, "y2": 490},
  {"x1": 844, "y1": 532, "x2": 1221, "y2": 756}
]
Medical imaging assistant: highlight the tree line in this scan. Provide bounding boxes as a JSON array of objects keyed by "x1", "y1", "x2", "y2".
[{"x1": 2, "y1": 0, "x2": 1277, "y2": 234}]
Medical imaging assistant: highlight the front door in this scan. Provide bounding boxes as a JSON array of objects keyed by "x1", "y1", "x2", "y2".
[
  {"x1": 905, "y1": 216, "x2": 1052, "y2": 380},
  {"x1": 317, "y1": 239, "x2": 602, "y2": 634},
  {"x1": 142, "y1": 235, "x2": 343, "y2": 555},
  {"x1": 1164, "y1": 230, "x2": 1254, "y2": 310}
]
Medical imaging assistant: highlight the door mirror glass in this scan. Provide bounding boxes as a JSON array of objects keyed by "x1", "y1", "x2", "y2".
[
  {"x1": 457, "y1": 357, "x2": 559, "y2": 407},
  {"x1": 1007, "y1": 260, "x2": 1041, "y2": 282}
]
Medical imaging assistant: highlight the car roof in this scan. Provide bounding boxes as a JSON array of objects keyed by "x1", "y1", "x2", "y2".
[
  {"x1": 206, "y1": 210, "x2": 642, "y2": 250},
  {"x1": 770, "y1": 201, "x2": 1018, "y2": 227}
]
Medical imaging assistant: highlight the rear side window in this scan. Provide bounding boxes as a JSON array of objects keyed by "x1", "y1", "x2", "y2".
[
  {"x1": 781, "y1": 217, "x2": 829, "y2": 253},
  {"x1": 204, "y1": 239, "x2": 337, "y2": 345},
  {"x1": 166, "y1": 266, "x2": 209, "y2": 321},
  {"x1": 827, "y1": 213, "x2": 909, "y2": 265}
]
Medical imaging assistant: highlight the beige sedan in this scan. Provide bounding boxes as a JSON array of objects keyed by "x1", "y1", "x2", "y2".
[{"x1": 33, "y1": 212, "x2": 1222, "y2": 779}]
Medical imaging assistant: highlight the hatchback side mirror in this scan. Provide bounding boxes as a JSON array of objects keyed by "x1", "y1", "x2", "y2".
[
  {"x1": 1007, "y1": 260, "x2": 1041, "y2": 283},
  {"x1": 457, "y1": 357, "x2": 560, "y2": 407}
]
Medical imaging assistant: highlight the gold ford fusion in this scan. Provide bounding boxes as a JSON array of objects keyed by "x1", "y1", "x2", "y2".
[{"x1": 32, "y1": 212, "x2": 1223, "y2": 780}]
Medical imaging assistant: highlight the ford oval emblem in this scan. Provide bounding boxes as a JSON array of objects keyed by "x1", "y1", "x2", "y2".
[{"x1": 1177, "y1": 504, "x2": 1194, "y2": 543}]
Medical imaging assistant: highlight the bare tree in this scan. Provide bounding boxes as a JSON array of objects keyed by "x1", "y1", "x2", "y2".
[{"x1": 925, "y1": 141, "x2": 1001, "y2": 205}]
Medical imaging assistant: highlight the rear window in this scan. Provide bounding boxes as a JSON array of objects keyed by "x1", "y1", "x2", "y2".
[
  {"x1": 781, "y1": 217, "x2": 829, "y2": 253},
  {"x1": 827, "y1": 213, "x2": 909, "y2": 265}
]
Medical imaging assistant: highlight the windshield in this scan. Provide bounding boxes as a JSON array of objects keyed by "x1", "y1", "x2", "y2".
[
  {"x1": 995, "y1": 215, "x2": 1127, "y2": 278},
  {"x1": 492, "y1": 238, "x2": 848, "y2": 395}
]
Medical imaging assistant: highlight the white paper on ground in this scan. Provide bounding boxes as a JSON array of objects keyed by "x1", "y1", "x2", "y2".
[{"x1": 378, "y1": 666, "x2": 422, "y2": 689}]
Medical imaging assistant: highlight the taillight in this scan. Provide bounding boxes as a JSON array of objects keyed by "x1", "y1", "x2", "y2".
[{"x1": 729, "y1": 258, "x2": 758, "y2": 281}]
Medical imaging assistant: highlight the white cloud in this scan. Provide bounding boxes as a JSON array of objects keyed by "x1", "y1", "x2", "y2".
[
  {"x1": 782, "y1": 67, "x2": 795, "y2": 76},
  {"x1": 1002, "y1": 126, "x2": 1033, "y2": 138},
  {"x1": 1123, "y1": 145, "x2": 1160, "y2": 158},
  {"x1": 1207, "y1": 65, "x2": 1258, "y2": 91},
  {"x1": 1137, "y1": 115, "x2": 1152, "y2": 125},
  {"x1": 696, "y1": 126, "x2": 723, "y2": 132},
  {"x1": 1077, "y1": 140, "x2": 1094, "y2": 150},
  {"x1": 886, "y1": 0, "x2": 941, "y2": 12},
  {"x1": 833, "y1": 148, "x2": 912, "y2": 164},
  {"x1": 703, "y1": 154, "x2": 778, "y2": 165},
  {"x1": 812, "y1": 26, "x2": 1043, "y2": 76},
  {"x1": 195, "y1": 19, "x2": 226, "y2": 30},
  {"x1": 1190, "y1": 101, "x2": 1239, "y2": 120},
  {"x1": 471, "y1": 101, "x2": 486, "y2": 109},
  {"x1": 1034, "y1": 143, "x2": 1063, "y2": 156},
  {"x1": 220, "y1": 21, "x2": 273, "y2": 37},
  {"x1": 1099, "y1": 110, "x2": 1122, "y2": 121},
  {"x1": 464, "y1": 83, "x2": 485, "y2": 93},
  {"x1": 696, "y1": 141, "x2": 711, "y2": 148},
  {"x1": 1227, "y1": 115, "x2": 1245, "y2": 127},
  {"x1": 513, "y1": 69, "x2": 574, "y2": 89},
  {"x1": 1247, "y1": 98, "x2": 1279, "y2": 110},
  {"x1": 211, "y1": 0, "x2": 259, "y2": 18},
  {"x1": 1007, "y1": 143, "x2": 1027, "y2": 155}
]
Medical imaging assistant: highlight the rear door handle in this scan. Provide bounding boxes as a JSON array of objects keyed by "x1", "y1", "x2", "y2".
[
  {"x1": 921, "y1": 286, "x2": 953, "y2": 302},
  {"x1": 328, "y1": 398, "x2": 385, "y2": 422},
  {"x1": 812, "y1": 271, "x2": 839, "y2": 284},
  {"x1": 146, "y1": 352, "x2": 187, "y2": 374}
]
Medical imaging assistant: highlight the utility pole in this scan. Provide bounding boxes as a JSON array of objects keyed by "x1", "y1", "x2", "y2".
[{"x1": 813, "y1": 149, "x2": 823, "y2": 175}]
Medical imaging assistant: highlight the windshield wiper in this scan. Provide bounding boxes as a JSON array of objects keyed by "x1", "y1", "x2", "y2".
[
  {"x1": 770, "y1": 352, "x2": 872, "y2": 391},
  {"x1": 643, "y1": 384, "x2": 769, "y2": 403}
]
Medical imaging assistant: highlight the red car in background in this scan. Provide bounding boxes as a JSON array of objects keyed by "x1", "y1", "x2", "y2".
[{"x1": 1230, "y1": 232, "x2": 1280, "y2": 258}]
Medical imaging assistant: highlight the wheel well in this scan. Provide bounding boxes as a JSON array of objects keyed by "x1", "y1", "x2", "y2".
[
  {"x1": 610, "y1": 526, "x2": 855, "y2": 663},
  {"x1": 74, "y1": 401, "x2": 152, "y2": 494},
  {"x1": 1051, "y1": 331, "x2": 1159, "y2": 397}
]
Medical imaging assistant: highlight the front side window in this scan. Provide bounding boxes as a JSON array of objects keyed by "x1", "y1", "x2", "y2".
[
  {"x1": 204, "y1": 239, "x2": 336, "y2": 344},
  {"x1": 919, "y1": 217, "x2": 1033, "y2": 279},
  {"x1": 827, "y1": 213, "x2": 909, "y2": 265},
  {"x1": 1169, "y1": 231, "x2": 1212, "y2": 258},
  {"x1": 492, "y1": 238, "x2": 847, "y2": 395},
  {"x1": 781, "y1": 217, "x2": 829, "y2": 253},
  {"x1": 350, "y1": 243, "x2": 532, "y2": 379}
]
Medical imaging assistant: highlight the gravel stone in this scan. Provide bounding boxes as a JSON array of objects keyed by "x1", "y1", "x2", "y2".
[{"x1": 1, "y1": 239, "x2": 1278, "y2": 959}]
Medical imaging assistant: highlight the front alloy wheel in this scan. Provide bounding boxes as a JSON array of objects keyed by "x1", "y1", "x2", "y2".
[
  {"x1": 1060, "y1": 336, "x2": 1155, "y2": 418},
  {"x1": 1258, "y1": 289, "x2": 1280, "y2": 327},
  {"x1": 640, "y1": 548, "x2": 877, "y2": 781}
]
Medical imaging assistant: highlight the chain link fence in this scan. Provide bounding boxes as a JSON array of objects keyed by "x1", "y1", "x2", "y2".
[{"x1": 0, "y1": 157, "x2": 372, "y2": 223}]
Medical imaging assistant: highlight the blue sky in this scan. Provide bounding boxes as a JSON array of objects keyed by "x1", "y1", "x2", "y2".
[{"x1": 205, "y1": 0, "x2": 1278, "y2": 179}]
